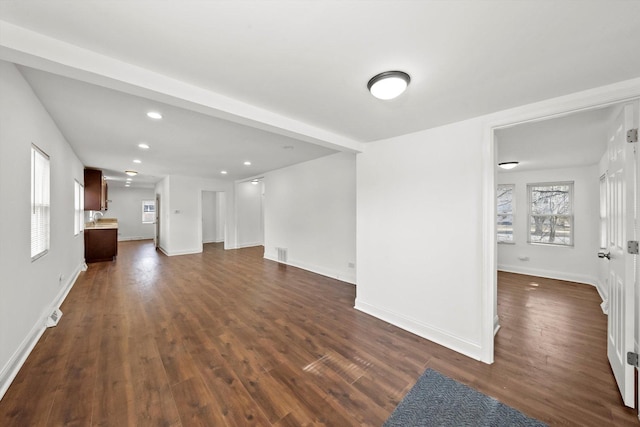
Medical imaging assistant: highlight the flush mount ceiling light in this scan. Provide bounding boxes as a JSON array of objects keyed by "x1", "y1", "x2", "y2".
[
  {"x1": 138, "y1": 143, "x2": 150, "y2": 149},
  {"x1": 244, "y1": 161, "x2": 252, "y2": 166},
  {"x1": 146, "y1": 111, "x2": 162, "y2": 120},
  {"x1": 367, "y1": 71, "x2": 411, "y2": 100},
  {"x1": 220, "y1": 170, "x2": 228, "y2": 175},
  {"x1": 498, "y1": 162, "x2": 519, "y2": 170},
  {"x1": 125, "y1": 170, "x2": 138, "y2": 176},
  {"x1": 133, "y1": 159, "x2": 142, "y2": 164}
]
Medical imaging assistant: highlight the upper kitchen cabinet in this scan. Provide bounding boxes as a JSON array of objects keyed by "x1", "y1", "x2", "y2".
[{"x1": 84, "y1": 168, "x2": 108, "y2": 210}]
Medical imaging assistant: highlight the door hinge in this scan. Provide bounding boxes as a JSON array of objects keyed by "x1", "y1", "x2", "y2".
[
  {"x1": 627, "y1": 352, "x2": 639, "y2": 367},
  {"x1": 628, "y1": 128, "x2": 638, "y2": 143},
  {"x1": 628, "y1": 241, "x2": 639, "y2": 254}
]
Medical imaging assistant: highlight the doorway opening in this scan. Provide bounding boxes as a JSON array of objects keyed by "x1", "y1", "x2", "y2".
[{"x1": 201, "y1": 190, "x2": 226, "y2": 246}]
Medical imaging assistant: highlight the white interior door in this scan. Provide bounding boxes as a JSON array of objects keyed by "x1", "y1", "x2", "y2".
[{"x1": 606, "y1": 103, "x2": 636, "y2": 408}]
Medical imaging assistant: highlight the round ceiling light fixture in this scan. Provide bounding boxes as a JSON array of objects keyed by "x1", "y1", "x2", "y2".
[
  {"x1": 367, "y1": 71, "x2": 411, "y2": 100},
  {"x1": 146, "y1": 111, "x2": 162, "y2": 120},
  {"x1": 498, "y1": 162, "x2": 519, "y2": 170},
  {"x1": 125, "y1": 170, "x2": 138, "y2": 176}
]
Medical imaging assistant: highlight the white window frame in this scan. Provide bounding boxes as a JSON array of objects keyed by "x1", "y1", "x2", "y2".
[
  {"x1": 142, "y1": 200, "x2": 155, "y2": 224},
  {"x1": 497, "y1": 184, "x2": 515, "y2": 244},
  {"x1": 74, "y1": 180, "x2": 84, "y2": 236},
  {"x1": 527, "y1": 181, "x2": 574, "y2": 247},
  {"x1": 31, "y1": 144, "x2": 50, "y2": 261}
]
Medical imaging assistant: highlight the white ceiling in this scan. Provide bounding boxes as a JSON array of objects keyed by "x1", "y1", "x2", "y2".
[
  {"x1": 496, "y1": 105, "x2": 616, "y2": 173},
  {"x1": 2, "y1": 1, "x2": 640, "y2": 186}
]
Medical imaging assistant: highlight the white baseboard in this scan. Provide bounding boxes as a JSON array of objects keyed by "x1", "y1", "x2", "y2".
[
  {"x1": 497, "y1": 264, "x2": 598, "y2": 287},
  {"x1": 159, "y1": 247, "x2": 202, "y2": 256},
  {"x1": 264, "y1": 253, "x2": 356, "y2": 285},
  {"x1": 354, "y1": 300, "x2": 482, "y2": 361},
  {"x1": 236, "y1": 241, "x2": 264, "y2": 249},
  {"x1": 494, "y1": 314, "x2": 501, "y2": 335},
  {"x1": 0, "y1": 262, "x2": 83, "y2": 401},
  {"x1": 117, "y1": 236, "x2": 154, "y2": 242}
]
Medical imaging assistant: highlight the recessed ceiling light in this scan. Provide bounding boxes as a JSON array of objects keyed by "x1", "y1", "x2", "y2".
[
  {"x1": 133, "y1": 159, "x2": 142, "y2": 164},
  {"x1": 221, "y1": 170, "x2": 228, "y2": 175},
  {"x1": 244, "y1": 161, "x2": 251, "y2": 166},
  {"x1": 125, "y1": 170, "x2": 138, "y2": 176},
  {"x1": 498, "y1": 162, "x2": 519, "y2": 170},
  {"x1": 147, "y1": 111, "x2": 162, "y2": 120},
  {"x1": 125, "y1": 184, "x2": 131, "y2": 187},
  {"x1": 138, "y1": 143, "x2": 150, "y2": 149},
  {"x1": 126, "y1": 178, "x2": 132, "y2": 181},
  {"x1": 251, "y1": 180, "x2": 259, "y2": 185},
  {"x1": 367, "y1": 71, "x2": 411, "y2": 100}
]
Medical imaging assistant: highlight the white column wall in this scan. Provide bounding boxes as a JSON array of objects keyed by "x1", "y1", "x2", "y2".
[{"x1": 356, "y1": 118, "x2": 485, "y2": 359}]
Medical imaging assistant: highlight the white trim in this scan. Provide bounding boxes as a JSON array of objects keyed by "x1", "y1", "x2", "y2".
[
  {"x1": 493, "y1": 315, "x2": 501, "y2": 336},
  {"x1": 117, "y1": 236, "x2": 154, "y2": 242},
  {"x1": 264, "y1": 254, "x2": 356, "y2": 285},
  {"x1": 159, "y1": 247, "x2": 202, "y2": 256},
  {"x1": 0, "y1": 263, "x2": 83, "y2": 400},
  {"x1": 354, "y1": 300, "x2": 483, "y2": 361},
  {"x1": 236, "y1": 241, "x2": 264, "y2": 249},
  {"x1": 497, "y1": 265, "x2": 598, "y2": 287},
  {"x1": 482, "y1": 77, "x2": 640, "y2": 365}
]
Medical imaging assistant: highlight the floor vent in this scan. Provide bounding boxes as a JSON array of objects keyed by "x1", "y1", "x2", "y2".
[
  {"x1": 46, "y1": 308, "x2": 63, "y2": 328},
  {"x1": 276, "y1": 247, "x2": 288, "y2": 263}
]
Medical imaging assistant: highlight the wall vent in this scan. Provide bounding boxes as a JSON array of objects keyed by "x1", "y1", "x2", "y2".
[
  {"x1": 276, "y1": 247, "x2": 288, "y2": 264},
  {"x1": 46, "y1": 308, "x2": 63, "y2": 328}
]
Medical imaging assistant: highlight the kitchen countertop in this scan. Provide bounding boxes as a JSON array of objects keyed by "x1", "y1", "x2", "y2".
[{"x1": 85, "y1": 218, "x2": 118, "y2": 230}]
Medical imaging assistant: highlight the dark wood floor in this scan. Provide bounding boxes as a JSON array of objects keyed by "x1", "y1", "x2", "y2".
[{"x1": 0, "y1": 241, "x2": 637, "y2": 426}]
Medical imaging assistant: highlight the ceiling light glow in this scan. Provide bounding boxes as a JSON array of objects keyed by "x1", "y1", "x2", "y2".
[
  {"x1": 221, "y1": 170, "x2": 228, "y2": 175},
  {"x1": 138, "y1": 143, "x2": 150, "y2": 149},
  {"x1": 244, "y1": 161, "x2": 251, "y2": 166},
  {"x1": 147, "y1": 111, "x2": 162, "y2": 120},
  {"x1": 368, "y1": 71, "x2": 410, "y2": 100},
  {"x1": 125, "y1": 170, "x2": 138, "y2": 176},
  {"x1": 133, "y1": 159, "x2": 141, "y2": 164}
]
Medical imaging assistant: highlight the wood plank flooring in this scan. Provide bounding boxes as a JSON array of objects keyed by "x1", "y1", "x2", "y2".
[{"x1": 0, "y1": 241, "x2": 637, "y2": 426}]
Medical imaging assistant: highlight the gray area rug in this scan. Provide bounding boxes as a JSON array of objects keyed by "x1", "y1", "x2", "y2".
[{"x1": 384, "y1": 369, "x2": 547, "y2": 427}]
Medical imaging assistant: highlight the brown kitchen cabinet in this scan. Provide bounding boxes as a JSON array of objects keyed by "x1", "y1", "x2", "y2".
[
  {"x1": 84, "y1": 168, "x2": 108, "y2": 210},
  {"x1": 84, "y1": 228, "x2": 118, "y2": 262}
]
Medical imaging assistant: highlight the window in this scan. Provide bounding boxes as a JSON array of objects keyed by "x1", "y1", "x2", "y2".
[
  {"x1": 74, "y1": 180, "x2": 84, "y2": 236},
  {"x1": 31, "y1": 145, "x2": 50, "y2": 260},
  {"x1": 528, "y1": 182, "x2": 573, "y2": 246},
  {"x1": 497, "y1": 184, "x2": 515, "y2": 243},
  {"x1": 142, "y1": 200, "x2": 155, "y2": 224}
]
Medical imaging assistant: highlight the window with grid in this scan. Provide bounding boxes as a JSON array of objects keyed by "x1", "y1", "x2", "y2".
[
  {"x1": 31, "y1": 145, "x2": 50, "y2": 260},
  {"x1": 74, "y1": 180, "x2": 84, "y2": 236},
  {"x1": 527, "y1": 182, "x2": 574, "y2": 246},
  {"x1": 497, "y1": 184, "x2": 515, "y2": 243},
  {"x1": 142, "y1": 200, "x2": 155, "y2": 224}
]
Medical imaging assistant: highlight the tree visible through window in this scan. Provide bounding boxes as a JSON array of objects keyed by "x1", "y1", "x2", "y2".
[
  {"x1": 528, "y1": 182, "x2": 573, "y2": 246},
  {"x1": 142, "y1": 200, "x2": 155, "y2": 224},
  {"x1": 497, "y1": 184, "x2": 515, "y2": 243}
]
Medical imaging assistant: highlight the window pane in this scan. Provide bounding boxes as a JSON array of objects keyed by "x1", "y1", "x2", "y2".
[
  {"x1": 529, "y1": 215, "x2": 572, "y2": 245},
  {"x1": 497, "y1": 214, "x2": 513, "y2": 242},
  {"x1": 142, "y1": 200, "x2": 155, "y2": 223},
  {"x1": 497, "y1": 184, "x2": 514, "y2": 243},
  {"x1": 530, "y1": 184, "x2": 571, "y2": 215},
  {"x1": 31, "y1": 145, "x2": 50, "y2": 260}
]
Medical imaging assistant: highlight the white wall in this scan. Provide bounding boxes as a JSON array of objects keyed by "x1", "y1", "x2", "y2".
[
  {"x1": 107, "y1": 186, "x2": 156, "y2": 241},
  {"x1": 497, "y1": 165, "x2": 601, "y2": 288},
  {"x1": 236, "y1": 181, "x2": 263, "y2": 248},
  {"x1": 155, "y1": 175, "x2": 235, "y2": 255},
  {"x1": 356, "y1": 117, "x2": 485, "y2": 359},
  {"x1": 264, "y1": 152, "x2": 356, "y2": 284},
  {"x1": 0, "y1": 61, "x2": 85, "y2": 398},
  {"x1": 217, "y1": 192, "x2": 226, "y2": 242},
  {"x1": 202, "y1": 190, "x2": 218, "y2": 243}
]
